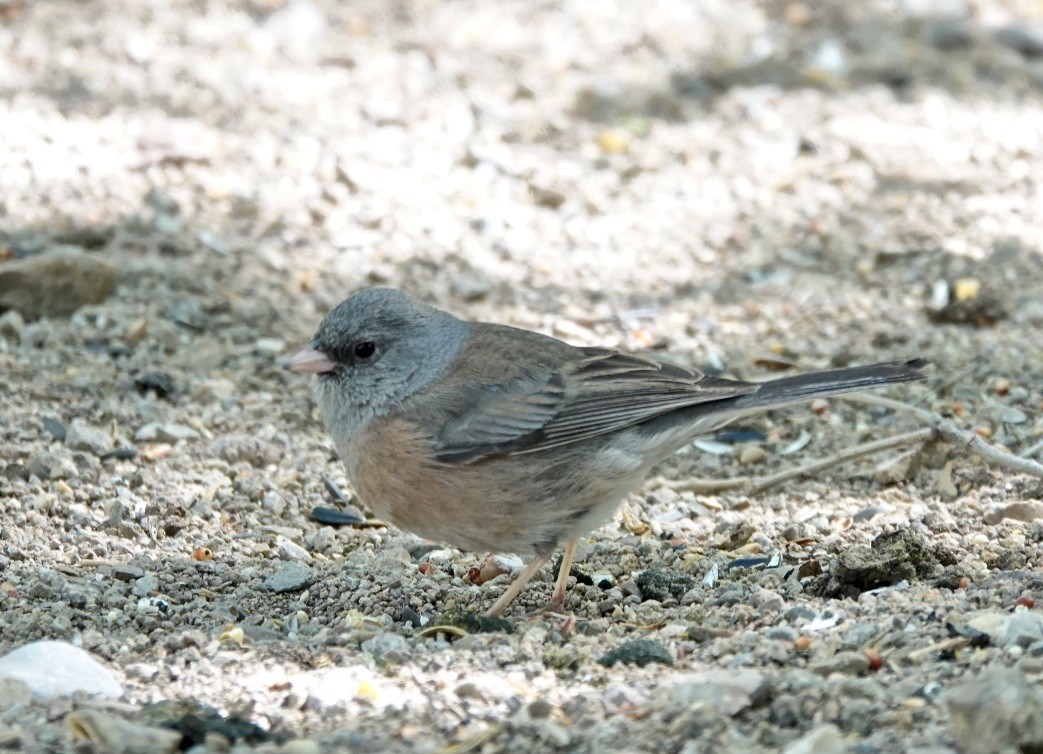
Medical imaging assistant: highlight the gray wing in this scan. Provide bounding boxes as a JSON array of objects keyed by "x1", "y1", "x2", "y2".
[{"x1": 434, "y1": 348, "x2": 758, "y2": 463}]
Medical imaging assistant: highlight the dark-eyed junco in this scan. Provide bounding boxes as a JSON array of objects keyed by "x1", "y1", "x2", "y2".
[{"x1": 288, "y1": 288, "x2": 926, "y2": 616}]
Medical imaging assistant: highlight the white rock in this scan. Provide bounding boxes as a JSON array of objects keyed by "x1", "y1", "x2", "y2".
[
  {"x1": 303, "y1": 666, "x2": 382, "y2": 710},
  {"x1": 255, "y1": 337, "x2": 286, "y2": 356},
  {"x1": 0, "y1": 641, "x2": 122, "y2": 699},
  {"x1": 275, "y1": 535, "x2": 312, "y2": 562}
]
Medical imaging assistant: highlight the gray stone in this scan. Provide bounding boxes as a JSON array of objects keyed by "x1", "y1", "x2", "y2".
[
  {"x1": 64, "y1": 709, "x2": 181, "y2": 753},
  {"x1": 132, "y1": 574, "x2": 159, "y2": 598},
  {"x1": 765, "y1": 626, "x2": 799, "y2": 642},
  {"x1": 135, "y1": 423, "x2": 200, "y2": 443},
  {"x1": 842, "y1": 622, "x2": 882, "y2": 647},
  {"x1": 782, "y1": 724, "x2": 847, "y2": 754},
  {"x1": 27, "y1": 451, "x2": 77, "y2": 480},
  {"x1": 41, "y1": 416, "x2": 66, "y2": 441},
  {"x1": 65, "y1": 420, "x2": 112, "y2": 455},
  {"x1": 279, "y1": 741, "x2": 323, "y2": 754},
  {"x1": 995, "y1": 24, "x2": 1043, "y2": 58},
  {"x1": 811, "y1": 651, "x2": 870, "y2": 676},
  {"x1": 662, "y1": 669, "x2": 766, "y2": 716},
  {"x1": 785, "y1": 606, "x2": 818, "y2": 622},
  {"x1": 538, "y1": 720, "x2": 571, "y2": 748},
  {"x1": 264, "y1": 562, "x2": 315, "y2": 593},
  {"x1": 450, "y1": 277, "x2": 492, "y2": 302},
  {"x1": 0, "y1": 641, "x2": 122, "y2": 699},
  {"x1": 0, "y1": 678, "x2": 32, "y2": 708},
  {"x1": 898, "y1": 0, "x2": 967, "y2": 17},
  {"x1": 0, "y1": 310, "x2": 25, "y2": 341},
  {"x1": 984, "y1": 502, "x2": 1043, "y2": 525},
  {"x1": 209, "y1": 434, "x2": 281, "y2": 466},
  {"x1": 1005, "y1": 611, "x2": 1043, "y2": 648},
  {"x1": 361, "y1": 633, "x2": 411, "y2": 666},
  {"x1": 111, "y1": 565, "x2": 145, "y2": 582},
  {"x1": 598, "y1": 639, "x2": 673, "y2": 668},
  {"x1": 927, "y1": 18, "x2": 974, "y2": 50},
  {"x1": 947, "y1": 667, "x2": 1043, "y2": 754},
  {"x1": 967, "y1": 611, "x2": 1011, "y2": 643},
  {"x1": 0, "y1": 246, "x2": 115, "y2": 320},
  {"x1": 153, "y1": 213, "x2": 182, "y2": 235}
]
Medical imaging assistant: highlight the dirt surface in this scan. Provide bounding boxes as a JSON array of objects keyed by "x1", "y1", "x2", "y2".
[{"x1": 2, "y1": 0, "x2": 1043, "y2": 752}]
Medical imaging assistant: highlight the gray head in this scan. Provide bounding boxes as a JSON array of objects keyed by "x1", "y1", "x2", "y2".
[{"x1": 287, "y1": 288, "x2": 470, "y2": 439}]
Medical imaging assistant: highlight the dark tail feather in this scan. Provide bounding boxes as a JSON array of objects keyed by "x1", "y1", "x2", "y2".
[{"x1": 731, "y1": 358, "x2": 928, "y2": 411}]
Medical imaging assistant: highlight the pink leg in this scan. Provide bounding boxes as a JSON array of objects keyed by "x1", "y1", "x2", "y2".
[
  {"x1": 548, "y1": 539, "x2": 578, "y2": 611},
  {"x1": 485, "y1": 552, "x2": 552, "y2": 617}
]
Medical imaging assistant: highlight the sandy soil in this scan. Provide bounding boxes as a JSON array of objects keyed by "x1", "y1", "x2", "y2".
[{"x1": 1, "y1": 0, "x2": 1043, "y2": 752}]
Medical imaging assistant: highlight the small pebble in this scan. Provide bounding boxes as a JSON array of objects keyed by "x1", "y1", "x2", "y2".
[
  {"x1": 813, "y1": 650, "x2": 871, "y2": 679},
  {"x1": 782, "y1": 725, "x2": 846, "y2": 754},
  {"x1": 135, "y1": 423, "x2": 200, "y2": 442},
  {"x1": 112, "y1": 565, "x2": 145, "y2": 582},
  {"x1": 264, "y1": 562, "x2": 315, "y2": 593},
  {"x1": 738, "y1": 445, "x2": 768, "y2": 465},
  {"x1": 361, "y1": 633, "x2": 411, "y2": 666},
  {"x1": 64, "y1": 421, "x2": 112, "y2": 455},
  {"x1": 41, "y1": 417, "x2": 67, "y2": 442},
  {"x1": 255, "y1": 337, "x2": 286, "y2": 356},
  {"x1": 27, "y1": 451, "x2": 77, "y2": 480},
  {"x1": 134, "y1": 372, "x2": 175, "y2": 398},
  {"x1": 132, "y1": 574, "x2": 158, "y2": 598},
  {"x1": 598, "y1": 639, "x2": 673, "y2": 668}
]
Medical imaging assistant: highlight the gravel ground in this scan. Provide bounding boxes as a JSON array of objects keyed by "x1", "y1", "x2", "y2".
[{"x1": 2, "y1": 0, "x2": 1043, "y2": 752}]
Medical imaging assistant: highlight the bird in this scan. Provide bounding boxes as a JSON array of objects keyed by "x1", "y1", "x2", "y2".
[{"x1": 287, "y1": 288, "x2": 926, "y2": 616}]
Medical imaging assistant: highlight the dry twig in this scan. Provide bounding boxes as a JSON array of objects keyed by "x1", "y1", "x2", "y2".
[
  {"x1": 664, "y1": 392, "x2": 1043, "y2": 495},
  {"x1": 1019, "y1": 436, "x2": 1043, "y2": 460},
  {"x1": 845, "y1": 393, "x2": 1043, "y2": 479}
]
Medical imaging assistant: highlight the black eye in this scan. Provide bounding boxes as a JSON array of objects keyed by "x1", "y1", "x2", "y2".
[{"x1": 354, "y1": 341, "x2": 376, "y2": 359}]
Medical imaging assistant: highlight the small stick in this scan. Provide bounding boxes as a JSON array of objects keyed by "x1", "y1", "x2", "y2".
[
  {"x1": 748, "y1": 427, "x2": 935, "y2": 494},
  {"x1": 840, "y1": 392, "x2": 936, "y2": 423},
  {"x1": 663, "y1": 427, "x2": 934, "y2": 494},
  {"x1": 1020, "y1": 437, "x2": 1043, "y2": 460},
  {"x1": 665, "y1": 391, "x2": 1043, "y2": 496},
  {"x1": 843, "y1": 394, "x2": 1043, "y2": 479},
  {"x1": 440, "y1": 725, "x2": 503, "y2": 754},
  {"x1": 904, "y1": 636, "x2": 972, "y2": 662},
  {"x1": 416, "y1": 624, "x2": 470, "y2": 640},
  {"x1": 661, "y1": 476, "x2": 748, "y2": 494}
]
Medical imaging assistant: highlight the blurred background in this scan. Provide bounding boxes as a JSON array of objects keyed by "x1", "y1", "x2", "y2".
[
  {"x1": 1, "y1": 2, "x2": 1043, "y2": 750},
  {"x1": 2, "y1": 0, "x2": 1041, "y2": 345}
]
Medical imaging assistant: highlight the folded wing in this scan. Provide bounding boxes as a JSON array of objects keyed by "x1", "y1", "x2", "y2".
[{"x1": 434, "y1": 348, "x2": 758, "y2": 463}]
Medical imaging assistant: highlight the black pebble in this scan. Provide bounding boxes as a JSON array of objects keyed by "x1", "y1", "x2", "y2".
[
  {"x1": 309, "y1": 506, "x2": 364, "y2": 526},
  {"x1": 135, "y1": 371, "x2": 175, "y2": 399},
  {"x1": 599, "y1": 639, "x2": 673, "y2": 668}
]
